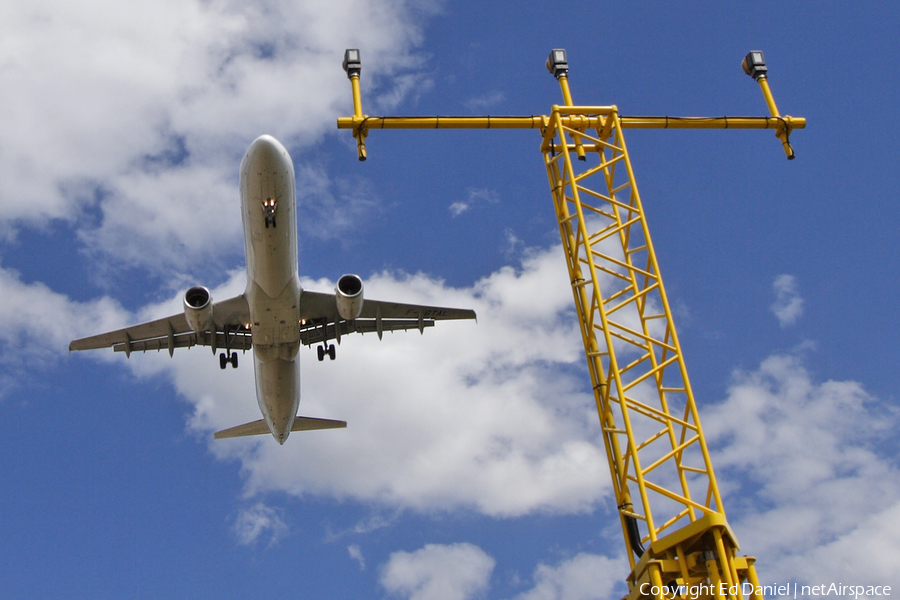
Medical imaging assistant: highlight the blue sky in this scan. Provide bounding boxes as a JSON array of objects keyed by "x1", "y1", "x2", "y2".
[{"x1": 1, "y1": 1, "x2": 898, "y2": 598}]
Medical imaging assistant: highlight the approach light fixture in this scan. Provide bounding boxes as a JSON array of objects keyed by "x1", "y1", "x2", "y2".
[
  {"x1": 343, "y1": 48, "x2": 361, "y2": 78},
  {"x1": 546, "y1": 48, "x2": 568, "y2": 79},
  {"x1": 742, "y1": 50, "x2": 768, "y2": 81}
]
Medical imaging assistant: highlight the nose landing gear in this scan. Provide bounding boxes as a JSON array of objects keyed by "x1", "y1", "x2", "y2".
[{"x1": 263, "y1": 198, "x2": 277, "y2": 228}]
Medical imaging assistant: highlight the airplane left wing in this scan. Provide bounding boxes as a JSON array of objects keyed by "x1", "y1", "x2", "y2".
[
  {"x1": 69, "y1": 295, "x2": 251, "y2": 357},
  {"x1": 298, "y1": 290, "x2": 475, "y2": 346}
]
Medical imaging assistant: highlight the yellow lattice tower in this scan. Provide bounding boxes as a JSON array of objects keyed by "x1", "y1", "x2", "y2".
[{"x1": 338, "y1": 48, "x2": 804, "y2": 600}]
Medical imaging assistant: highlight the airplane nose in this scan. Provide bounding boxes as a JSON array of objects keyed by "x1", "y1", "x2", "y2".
[{"x1": 247, "y1": 134, "x2": 287, "y2": 165}]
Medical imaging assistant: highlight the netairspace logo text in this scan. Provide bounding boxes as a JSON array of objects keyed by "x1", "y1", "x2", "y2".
[{"x1": 640, "y1": 582, "x2": 892, "y2": 600}]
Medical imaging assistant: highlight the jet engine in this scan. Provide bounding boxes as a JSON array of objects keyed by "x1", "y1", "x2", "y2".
[
  {"x1": 335, "y1": 274, "x2": 364, "y2": 320},
  {"x1": 184, "y1": 286, "x2": 214, "y2": 333}
]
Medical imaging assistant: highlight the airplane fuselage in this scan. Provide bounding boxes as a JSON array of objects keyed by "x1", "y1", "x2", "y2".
[{"x1": 240, "y1": 135, "x2": 302, "y2": 444}]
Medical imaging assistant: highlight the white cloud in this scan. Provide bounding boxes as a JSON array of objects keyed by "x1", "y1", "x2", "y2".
[
  {"x1": 0, "y1": 0, "x2": 434, "y2": 271},
  {"x1": 233, "y1": 502, "x2": 288, "y2": 546},
  {"x1": 381, "y1": 543, "x2": 495, "y2": 600},
  {"x1": 770, "y1": 274, "x2": 804, "y2": 327},
  {"x1": 503, "y1": 229, "x2": 523, "y2": 255},
  {"x1": 296, "y1": 163, "x2": 383, "y2": 241},
  {"x1": 449, "y1": 202, "x2": 470, "y2": 217},
  {"x1": 175, "y1": 245, "x2": 610, "y2": 517},
  {"x1": 449, "y1": 188, "x2": 499, "y2": 218},
  {"x1": 47, "y1": 241, "x2": 608, "y2": 517},
  {"x1": 5, "y1": 224, "x2": 898, "y2": 591},
  {"x1": 463, "y1": 91, "x2": 506, "y2": 113},
  {"x1": 348, "y1": 544, "x2": 366, "y2": 570},
  {"x1": 379, "y1": 545, "x2": 627, "y2": 600},
  {"x1": 0, "y1": 232, "x2": 598, "y2": 518},
  {"x1": 0, "y1": 263, "x2": 134, "y2": 394},
  {"x1": 704, "y1": 352, "x2": 900, "y2": 584},
  {"x1": 512, "y1": 553, "x2": 627, "y2": 600}
]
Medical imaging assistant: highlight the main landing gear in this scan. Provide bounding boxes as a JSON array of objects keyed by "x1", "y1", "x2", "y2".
[
  {"x1": 317, "y1": 344, "x2": 336, "y2": 361},
  {"x1": 220, "y1": 352, "x2": 238, "y2": 369},
  {"x1": 218, "y1": 324, "x2": 242, "y2": 369}
]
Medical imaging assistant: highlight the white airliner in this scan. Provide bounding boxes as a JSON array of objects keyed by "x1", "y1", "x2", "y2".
[{"x1": 70, "y1": 135, "x2": 476, "y2": 444}]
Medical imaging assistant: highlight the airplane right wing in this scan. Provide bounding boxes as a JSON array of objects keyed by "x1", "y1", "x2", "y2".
[{"x1": 298, "y1": 290, "x2": 476, "y2": 346}]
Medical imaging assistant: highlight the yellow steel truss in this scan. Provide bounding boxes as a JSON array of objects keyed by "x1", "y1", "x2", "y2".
[
  {"x1": 540, "y1": 100, "x2": 759, "y2": 600},
  {"x1": 337, "y1": 49, "x2": 803, "y2": 600}
]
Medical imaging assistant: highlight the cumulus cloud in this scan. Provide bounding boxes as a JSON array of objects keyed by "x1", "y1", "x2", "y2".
[
  {"x1": 449, "y1": 188, "x2": 500, "y2": 217},
  {"x1": 172, "y1": 244, "x2": 609, "y2": 517},
  {"x1": 348, "y1": 544, "x2": 366, "y2": 570},
  {"x1": 0, "y1": 0, "x2": 433, "y2": 273},
  {"x1": 0, "y1": 263, "x2": 134, "y2": 394},
  {"x1": 463, "y1": 91, "x2": 506, "y2": 113},
  {"x1": 704, "y1": 352, "x2": 900, "y2": 584},
  {"x1": 28, "y1": 225, "x2": 674, "y2": 520},
  {"x1": 5, "y1": 223, "x2": 897, "y2": 593},
  {"x1": 380, "y1": 543, "x2": 495, "y2": 600},
  {"x1": 296, "y1": 163, "x2": 383, "y2": 241},
  {"x1": 379, "y1": 544, "x2": 626, "y2": 600},
  {"x1": 513, "y1": 553, "x2": 627, "y2": 600},
  {"x1": 0, "y1": 266, "x2": 119, "y2": 359},
  {"x1": 233, "y1": 502, "x2": 288, "y2": 546},
  {"x1": 18, "y1": 239, "x2": 607, "y2": 517},
  {"x1": 770, "y1": 274, "x2": 804, "y2": 327}
]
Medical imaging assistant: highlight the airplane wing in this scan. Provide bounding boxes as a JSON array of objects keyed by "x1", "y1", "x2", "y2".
[
  {"x1": 298, "y1": 290, "x2": 475, "y2": 346},
  {"x1": 69, "y1": 295, "x2": 252, "y2": 357}
]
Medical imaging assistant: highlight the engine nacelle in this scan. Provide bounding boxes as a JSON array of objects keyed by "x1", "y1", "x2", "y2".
[
  {"x1": 335, "y1": 274, "x2": 364, "y2": 321},
  {"x1": 184, "y1": 286, "x2": 214, "y2": 333}
]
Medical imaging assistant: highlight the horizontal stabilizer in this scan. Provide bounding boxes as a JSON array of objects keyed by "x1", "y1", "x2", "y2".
[
  {"x1": 214, "y1": 419, "x2": 269, "y2": 439},
  {"x1": 291, "y1": 416, "x2": 347, "y2": 431},
  {"x1": 214, "y1": 416, "x2": 347, "y2": 439}
]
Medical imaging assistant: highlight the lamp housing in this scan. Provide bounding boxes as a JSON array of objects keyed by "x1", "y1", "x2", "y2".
[
  {"x1": 343, "y1": 48, "x2": 361, "y2": 78},
  {"x1": 742, "y1": 51, "x2": 767, "y2": 81},
  {"x1": 546, "y1": 48, "x2": 568, "y2": 79}
]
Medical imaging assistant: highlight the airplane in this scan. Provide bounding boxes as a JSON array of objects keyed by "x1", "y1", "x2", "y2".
[{"x1": 69, "y1": 134, "x2": 476, "y2": 444}]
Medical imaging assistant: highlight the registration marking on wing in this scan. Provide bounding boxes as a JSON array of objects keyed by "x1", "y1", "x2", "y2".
[{"x1": 404, "y1": 308, "x2": 450, "y2": 317}]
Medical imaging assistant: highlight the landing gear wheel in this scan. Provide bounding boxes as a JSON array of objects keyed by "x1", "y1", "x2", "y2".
[
  {"x1": 219, "y1": 352, "x2": 227, "y2": 370},
  {"x1": 317, "y1": 345, "x2": 325, "y2": 362},
  {"x1": 327, "y1": 344, "x2": 336, "y2": 360},
  {"x1": 230, "y1": 352, "x2": 238, "y2": 368}
]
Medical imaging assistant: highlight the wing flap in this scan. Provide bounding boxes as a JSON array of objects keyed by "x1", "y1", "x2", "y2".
[
  {"x1": 300, "y1": 319, "x2": 435, "y2": 346},
  {"x1": 110, "y1": 331, "x2": 253, "y2": 354}
]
